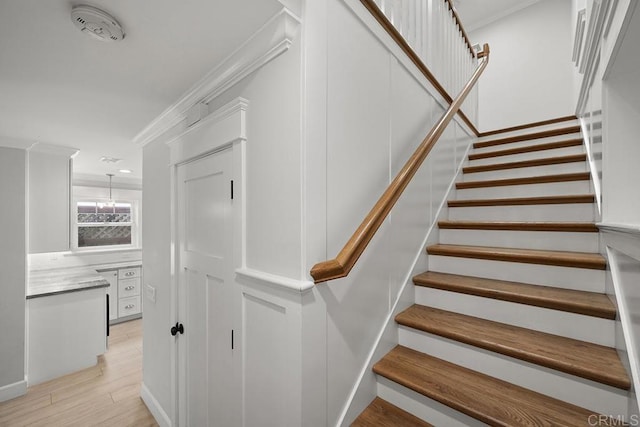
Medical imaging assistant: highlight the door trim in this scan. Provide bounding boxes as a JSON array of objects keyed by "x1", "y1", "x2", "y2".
[{"x1": 168, "y1": 98, "x2": 247, "y2": 426}]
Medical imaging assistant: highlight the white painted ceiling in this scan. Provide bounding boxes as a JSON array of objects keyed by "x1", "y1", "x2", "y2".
[
  {"x1": 454, "y1": 0, "x2": 543, "y2": 32},
  {"x1": 0, "y1": 0, "x2": 282, "y2": 181}
]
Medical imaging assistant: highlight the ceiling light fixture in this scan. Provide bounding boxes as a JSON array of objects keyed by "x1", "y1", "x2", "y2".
[
  {"x1": 71, "y1": 5, "x2": 125, "y2": 42},
  {"x1": 119, "y1": 169, "x2": 132, "y2": 174},
  {"x1": 100, "y1": 156, "x2": 122, "y2": 164}
]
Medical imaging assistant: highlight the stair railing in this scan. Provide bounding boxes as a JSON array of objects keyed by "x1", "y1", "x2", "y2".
[
  {"x1": 362, "y1": 0, "x2": 480, "y2": 132},
  {"x1": 310, "y1": 1, "x2": 490, "y2": 283}
]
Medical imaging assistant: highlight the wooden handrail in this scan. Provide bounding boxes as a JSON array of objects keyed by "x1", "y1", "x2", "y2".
[
  {"x1": 443, "y1": 0, "x2": 476, "y2": 58},
  {"x1": 311, "y1": 44, "x2": 490, "y2": 283},
  {"x1": 359, "y1": 0, "x2": 480, "y2": 137}
]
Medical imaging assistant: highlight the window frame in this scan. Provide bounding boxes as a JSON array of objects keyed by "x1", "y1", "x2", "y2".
[{"x1": 71, "y1": 197, "x2": 140, "y2": 251}]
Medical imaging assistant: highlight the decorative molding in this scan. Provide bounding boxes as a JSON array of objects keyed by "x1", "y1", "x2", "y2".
[
  {"x1": 0, "y1": 379, "x2": 27, "y2": 403},
  {"x1": 141, "y1": 382, "x2": 172, "y2": 427},
  {"x1": 576, "y1": 0, "x2": 614, "y2": 114},
  {"x1": 133, "y1": 8, "x2": 300, "y2": 147},
  {"x1": 235, "y1": 268, "x2": 314, "y2": 293},
  {"x1": 573, "y1": 9, "x2": 587, "y2": 64},
  {"x1": 28, "y1": 142, "x2": 79, "y2": 158},
  {"x1": 603, "y1": 0, "x2": 620, "y2": 37},
  {"x1": 166, "y1": 98, "x2": 248, "y2": 166}
]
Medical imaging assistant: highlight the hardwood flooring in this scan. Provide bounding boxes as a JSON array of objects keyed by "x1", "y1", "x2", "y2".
[{"x1": 0, "y1": 319, "x2": 157, "y2": 427}]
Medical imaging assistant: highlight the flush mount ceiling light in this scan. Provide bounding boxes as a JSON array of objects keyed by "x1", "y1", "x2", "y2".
[
  {"x1": 118, "y1": 169, "x2": 132, "y2": 174},
  {"x1": 100, "y1": 156, "x2": 122, "y2": 164},
  {"x1": 71, "y1": 5, "x2": 125, "y2": 42}
]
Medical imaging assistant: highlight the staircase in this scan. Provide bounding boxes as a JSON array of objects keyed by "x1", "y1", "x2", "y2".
[{"x1": 353, "y1": 117, "x2": 631, "y2": 426}]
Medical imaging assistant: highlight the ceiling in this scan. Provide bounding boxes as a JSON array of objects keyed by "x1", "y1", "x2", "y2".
[
  {"x1": 454, "y1": 0, "x2": 543, "y2": 32},
  {"x1": 0, "y1": 0, "x2": 282, "y2": 182}
]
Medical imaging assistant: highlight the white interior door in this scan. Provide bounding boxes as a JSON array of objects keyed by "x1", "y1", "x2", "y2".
[{"x1": 176, "y1": 148, "x2": 238, "y2": 426}]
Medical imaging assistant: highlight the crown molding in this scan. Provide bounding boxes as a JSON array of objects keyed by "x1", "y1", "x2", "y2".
[{"x1": 133, "y1": 7, "x2": 300, "y2": 147}]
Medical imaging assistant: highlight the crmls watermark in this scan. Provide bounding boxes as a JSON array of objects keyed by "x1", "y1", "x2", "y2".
[{"x1": 588, "y1": 414, "x2": 640, "y2": 426}]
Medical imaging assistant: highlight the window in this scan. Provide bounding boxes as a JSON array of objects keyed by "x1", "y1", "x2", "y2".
[{"x1": 75, "y1": 201, "x2": 137, "y2": 249}]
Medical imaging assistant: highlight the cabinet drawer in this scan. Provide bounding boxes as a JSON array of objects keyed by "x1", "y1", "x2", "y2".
[
  {"x1": 118, "y1": 296, "x2": 141, "y2": 317},
  {"x1": 119, "y1": 267, "x2": 141, "y2": 280},
  {"x1": 118, "y1": 278, "x2": 141, "y2": 298}
]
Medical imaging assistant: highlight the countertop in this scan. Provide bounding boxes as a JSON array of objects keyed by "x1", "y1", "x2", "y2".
[
  {"x1": 95, "y1": 261, "x2": 142, "y2": 272},
  {"x1": 27, "y1": 266, "x2": 109, "y2": 299}
]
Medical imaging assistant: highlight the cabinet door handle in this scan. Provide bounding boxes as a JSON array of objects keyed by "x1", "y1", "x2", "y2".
[
  {"x1": 125, "y1": 286, "x2": 135, "y2": 291},
  {"x1": 125, "y1": 272, "x2": 135, "y2": 276},
  {"x1": 125, "y1": 304, "x2": 135, "y2": 309}
]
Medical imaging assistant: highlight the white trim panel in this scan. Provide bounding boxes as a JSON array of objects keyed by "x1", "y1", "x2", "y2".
[
  {"x1": 235, "y1": 268, "x2": 314, "y2": 293},
  {"x1": 167, "y1": 98, "x2": 248, "y2": 166}
]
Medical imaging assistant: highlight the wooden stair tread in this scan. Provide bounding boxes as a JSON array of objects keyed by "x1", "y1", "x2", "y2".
[
  {"x1": 456, "y1": 172, "x2": 590, "y2": 189},
  {"x1": 463, "y1": 153, "x2": 587, "y2": 174},
  {"x1": 468, "y1": 139, "x2": 582, "y2": 160},
  {"x1": 479, "y1": 115, "x2": 577, "y2": 138},
  {"x1": 413, "y1": 271, "x2": 616, "y2": 319},
  {"x1": 448, "y1": 194, "x2": 595, "y2": 207},
  {"x1": 474, "y1": 126, "x2": 581, "y2": 149},
  {"x1": 395, "y1": 305, "x2": 629, "y2": 389},
  {"x1": 426, "y1": 244, "x2": 606, "y2": 270},
  {"x1": 374, "y1": 345, "x2": 602, "y2": 426},
  {"x1": 352, "y1": 397, "x2": 433, "y2": 427},
  {"x1": 438, "y1": 220, "x2": 598, "y2": 232}
]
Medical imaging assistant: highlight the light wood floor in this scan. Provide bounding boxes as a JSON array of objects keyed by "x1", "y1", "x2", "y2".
[{"x1": 0, "y1": 319, "x2": 158, "y2": 426}]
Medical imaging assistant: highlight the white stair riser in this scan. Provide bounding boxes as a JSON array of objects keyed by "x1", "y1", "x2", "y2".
[
  {"x1": 377, "y1": 378, "x2": 486, "y2": 427},
  {"x1": 448, "y1": 203, "x2": 596, "y2": 222},
  {"x1": 463, "y1": 161, "x2": 588, "y2": 182},
  {"x1": 398, "y1": 327, "x2": 629, "y2": 417},
  {"x1": 469, "y1": 145, "x2": 584, "y2": 167},
  {"x1": 414, "y1": 287, "x2": 614, "y2": 346},
  {"x1": 456, "y1": 180, "x2": 591, "y2": 199},
  {"x1": 428, "y1": 255, "x2": 605, "y2": 292},
  {"x1": 439, "y1": 229, "x2": 599, "y2": 252},
  {"x1": 473, "y1": 133, "x2": 582, "y2": 155},
  {"x1": 477, "y1": 121, "x2": 580, "y2": 142}
]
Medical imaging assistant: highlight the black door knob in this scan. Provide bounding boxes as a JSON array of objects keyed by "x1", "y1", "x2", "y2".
[{"x1": 170, "y1": 322, "x2": 184, "y2": 336}]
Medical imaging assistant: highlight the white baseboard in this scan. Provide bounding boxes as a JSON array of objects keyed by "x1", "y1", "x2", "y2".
[
  {"x1": 141, "y1": 382, "x2": 172, "y2": 427},
  {"x1": 0, "y1": 379, "x2": 27, "y2": 403}
]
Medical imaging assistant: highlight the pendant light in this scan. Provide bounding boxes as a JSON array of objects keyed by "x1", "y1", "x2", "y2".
[{"x1": 99, "y1": 173, "x2": 116, "y2": 208}]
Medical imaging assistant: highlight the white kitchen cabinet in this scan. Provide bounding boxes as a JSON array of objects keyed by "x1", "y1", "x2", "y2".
[
  {"x1": 28, "y1": 144, "x2": 78, "y2": 254},
  {"x1": 98, "y1": 265, "x2": 142, "y2": 323}
]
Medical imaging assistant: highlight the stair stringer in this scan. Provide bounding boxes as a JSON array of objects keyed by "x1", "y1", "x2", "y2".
[{"x1": 338, "y1": 139, "x2": 474, "y2": 426}]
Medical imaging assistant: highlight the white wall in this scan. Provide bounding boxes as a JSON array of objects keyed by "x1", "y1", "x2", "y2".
[
  {"x1": 304, "y1": 0, "x2": 476, "y2": 423},
  {"x1": 141, "y1": 139, "x2": 173, "y2": 419},
  {"x1": 469, "y1": 0, "x2": 575, "y2": 131},
  {"x1": 0, "y1": 146, "x2": 26, "y2": 400}
]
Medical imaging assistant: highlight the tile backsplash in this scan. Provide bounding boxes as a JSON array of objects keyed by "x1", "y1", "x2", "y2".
[{"x1": 29, "y1": 248, "x2": 142, "y2": 271}]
